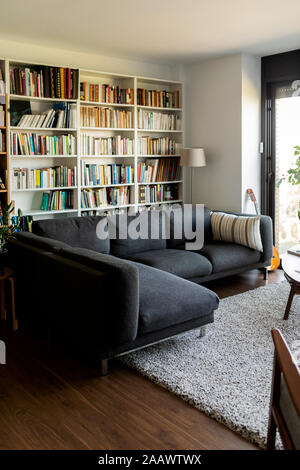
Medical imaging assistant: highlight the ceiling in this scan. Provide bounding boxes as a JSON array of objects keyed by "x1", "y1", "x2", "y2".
[{"x1": 1, "y1": 0, "x2": 300, "y2": 64}]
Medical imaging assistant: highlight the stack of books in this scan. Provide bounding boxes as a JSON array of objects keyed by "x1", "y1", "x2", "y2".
[
  {"x1": 11, "y1": 132, "x2": 76, "y2": 155},
  {"x1": 80, "y1": 106, "x2": 133, "y2": 128},
  {"x1": 137, "y1": 89, "x2": 180, "y2": 108},
  {"x1": 80, "y1": 82, "x2": 134, "y2": 104},
  {"x1": 138, "y1": 136, "x2": 180, "y2": 155},
  {"x1": 13, "y1": 166, "x2": 76, "y2": 189},
  {"x1": 139, "y1": 184, "x2": 177, "y2": 204},
  {"x1": 81, "y1": 162, "x2": 133, "y2": 186},
  {"x1": 137, "y1": 110, "x2": 181, "y2": 130},
  {"x1": 80, "y1": 135, "x2": 134, "y2": 155},
  {"x1": 137, "y1": 158, "x2": 180, "y2": 182},
  {"x1": 10, "y1": 66, "x2": 78, "y2": 99},
  {"x1": 40, "y1": 190, "x2": 74, "y2": 211},
  {"x1": 17, "y1": 104, "x2": 77, "y2": 129}
]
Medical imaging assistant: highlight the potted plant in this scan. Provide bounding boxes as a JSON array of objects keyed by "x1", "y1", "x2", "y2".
[
  {"x1": 278, "y1": 145, "x2": 300, "y2": 220},
  {"x1": 0, "y1": 203, "x2": 22, "y2": 275}
]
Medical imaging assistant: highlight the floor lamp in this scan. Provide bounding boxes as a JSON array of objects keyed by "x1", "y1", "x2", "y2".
[{"x1": 181, "y1": 148, "x2": 206, "y2": 203}]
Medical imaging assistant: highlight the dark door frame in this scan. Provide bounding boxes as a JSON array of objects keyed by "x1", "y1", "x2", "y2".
[{"x1": 261, "y1": 49, "x2": 300, "y2": 243}]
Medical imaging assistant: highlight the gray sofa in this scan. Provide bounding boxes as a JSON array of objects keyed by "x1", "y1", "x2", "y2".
[{"x1": 8, "y1": 206, "x2": 272, "y2": 374}]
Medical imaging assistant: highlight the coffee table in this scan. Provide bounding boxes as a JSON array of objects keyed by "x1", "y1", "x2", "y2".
[{"x1": 282, "y1": 246, "x2": 300, "y2": 320}]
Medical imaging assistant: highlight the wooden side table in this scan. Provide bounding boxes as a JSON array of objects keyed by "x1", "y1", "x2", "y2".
[{"x1": 0, "y1": 267, "x2": 17, "y2": 330}]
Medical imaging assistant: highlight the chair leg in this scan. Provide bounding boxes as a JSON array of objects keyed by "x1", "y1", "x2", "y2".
[
  {"x1": 8, "y1": 277, "x2": 17, "y2": 331},
  {"x1": 99, "y1": 359, "x2": 108, "y2": 376},
  {"x1": 199, "y1": 326, "x2": 206, "y2": 338},
  {"x1": 0, "y1": 280, "x2": 6, "y2": 320},
  {"x1": 266, "y1": 410, "x2": 277, "y2": 450}
]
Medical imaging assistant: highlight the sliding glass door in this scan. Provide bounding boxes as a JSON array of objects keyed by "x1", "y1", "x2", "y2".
[{"x1": 268, "y1": 81, "x2": 300, "y2": 254}]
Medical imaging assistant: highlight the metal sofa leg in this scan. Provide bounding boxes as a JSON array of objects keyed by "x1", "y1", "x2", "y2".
[
  {"x1": 199, "y1": 326, "x2": 206, "y2": 338},
  {"x1": 262, "y1": 267, "x2": 268, "y2": 281},
  {"x1": 99, "y1": 358, "x2": 109, "y2": 376}
]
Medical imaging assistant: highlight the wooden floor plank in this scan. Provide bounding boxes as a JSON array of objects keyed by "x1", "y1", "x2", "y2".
[{"x1": 0, "y1": 268, "x2": 284, "y2": 450}]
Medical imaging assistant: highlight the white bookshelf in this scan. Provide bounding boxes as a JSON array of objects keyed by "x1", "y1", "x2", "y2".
[{"x1": 3, "y1": 59, "x2": 183, "y2": 218}]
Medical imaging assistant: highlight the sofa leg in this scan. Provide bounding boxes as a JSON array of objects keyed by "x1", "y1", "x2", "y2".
[
  {"x1": 199, "y1": 326, "x2": 206, "y2": 338},
  {"x1": 99, "y1": 359, "x2": 109, "y2": 376},
  {"x1": 262, "y1": 267, "x2": 268, "y2": 281}
]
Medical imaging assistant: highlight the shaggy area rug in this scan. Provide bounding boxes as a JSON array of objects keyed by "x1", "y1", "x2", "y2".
[{"x1": 122, "y1": 281, "x2": 300, "y2": 448}]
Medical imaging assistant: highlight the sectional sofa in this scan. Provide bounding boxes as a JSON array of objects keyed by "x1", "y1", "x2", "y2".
[{"x1": 8, "y1": 206, "x2": 273, "y2": 374}]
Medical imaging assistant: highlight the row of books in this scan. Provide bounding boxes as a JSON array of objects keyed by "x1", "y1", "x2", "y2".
[
  {"x1": 80, "y1": 106, "x2": 133, "y2": 128},
  {"x1": 10, "y1": 215, "x2": 33, "y2": 232},
  {"x1": 137, "y1": 137, "x2": 181, "y2": 155},
  {"x1": 137, "y1": 89, "x2": 180, "y2": 108},
  {"x1": 81, "y1": 186, "x2": 131, "y2": 209},
  {"x1": 13, "y1": 166, "x2": 77, "y2": 190},
  {"x1": 137, "y1": 110, "x2": 181, "y2": 131},
  {"x1": 10, "y1": 66, "x2": 78, "y2": 99},
  {"x1": 0, "y1": 105, "x2": 5, "y2": 126},
  {"x1": 80, "y1": 82, "x2": 134, "y2": 104},
  {"x1": 10, "y1": 133, "x2": 76, "y2": 156},
  {"x1": 81, "y1": 163, "x2": 134, "y2": 186},
  {"x1": 0, "y1": 130, "x2": 5, "y2": 152},
  {"x1": 40, "y1": 190, "x2": 74, "y2": 211},
  {"x1": 16, "y1": 104, "x2": 77, "y2": 129},
  {"x1": 139, "y1": 184, "x2": 178, "y2": 204},
  {"x1": 137, "y1": 158, "x2": 181, "y2": 183},
  {"x1": 80, "y1": 135, "x2": 134, "y2": 155}
]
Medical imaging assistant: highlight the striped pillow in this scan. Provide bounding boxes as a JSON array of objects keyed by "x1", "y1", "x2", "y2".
[{"x1": 211, "y1": 212, "x2": 263, "y2": 252}]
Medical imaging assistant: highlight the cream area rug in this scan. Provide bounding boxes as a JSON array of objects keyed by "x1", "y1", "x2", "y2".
[{"x1": 122, "y1": 281, "x2": 300, "y2": 448}]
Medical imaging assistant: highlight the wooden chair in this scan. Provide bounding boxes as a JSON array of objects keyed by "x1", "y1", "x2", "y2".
[{"x1": 267, "y1": 328, "x2": 300, "y2": 450}]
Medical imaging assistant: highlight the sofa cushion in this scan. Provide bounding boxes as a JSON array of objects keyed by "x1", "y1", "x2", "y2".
[
  {"x1": 110, "y1": 211, "x2": 167, "y2": 257},
  {"x1": 211, "y1": 212, "x2": 263, "y2": 252},
  {"x1": 167, "y1": 206, "x2": 212, "y2": 249},
  {"x1": 200, "y1": 242, "x2": 261, "y2": 273},
  {"x1": 135, "y1": 262, "x2": 219, "y2": 334},
  {"x1": 32, "y1": 216, "x2": 110, "y2": 254},
  {"x1": 126, "y1": 249, "x2": 212, "y2": 279},
  {"x1": 15, "y1": 232, "x2": 70, "y2": 253}
]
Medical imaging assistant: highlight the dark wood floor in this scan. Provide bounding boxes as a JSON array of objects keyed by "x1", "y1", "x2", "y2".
[{"x1": 0, "y1": 269, "x2": 284, "y2": 450}]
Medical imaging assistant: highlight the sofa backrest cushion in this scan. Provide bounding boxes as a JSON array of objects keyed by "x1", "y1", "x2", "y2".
[
  {"x1": 32, "y1": 216, "x2": 110, "y2": 254},
  {"x1": 109, "y1": 211, "x2": 167, "y2": 257},
  {"x1": 15, "y1": 232, "x2": 70, "y2": 253},
  {"x1": 167, "y1": 206, "x2": 212, "y2": 249}
]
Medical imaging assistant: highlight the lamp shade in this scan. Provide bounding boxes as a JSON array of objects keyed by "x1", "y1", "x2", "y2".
[{"x1": 181, "y1": 148, "x2": 206, "y2": 167}]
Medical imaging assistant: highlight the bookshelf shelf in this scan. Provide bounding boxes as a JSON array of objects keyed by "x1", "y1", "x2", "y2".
[
  {"x1": 81, "y1": 154, "x2": 134, "y2": 158},
  {"x1": 82, "y1": 183, "x2": 134, "y2": 189},
  {"x1": 138, "y1": 200, "x2": 182, "y2": 207},
  {"x1": 10, "y1": 95, "x2": 77, "y2": 103},
  {"x1": 11, "y1": 155, "x2": 78, "y2": 158},
  {"x1": 10, "y1": 127, "x2": 77, "y2": 132},
  {"x1": 23, "y1": 209, "x2": 78, "y2": 216},
  {"x1": 137, "y1": 129, "x2": 182, "y2": 133},
  {"x1": 13, "y1": 186, "x2": 77, "y2": 192},
  {"x1": 138, "y1": 181, "x2": 182, "y2": 185},
  {"x1": 81, "y1": 127, "x2": 134, "y2": 131},
  {"x1": 80, "y1": 101, "x2": 134, "y2": 108},
  {"x1": 80, "y1": 203, "x2": 135, "y2": 212},
  {"x1": 4, "y1": 58, "x2": 183, "y2": 218},
  {"x1": 137, "y1": 105, "x2": 182, "y2": 112},
  {"x1": 138, "y1": 154, "x2": 181, "y2": 158}
]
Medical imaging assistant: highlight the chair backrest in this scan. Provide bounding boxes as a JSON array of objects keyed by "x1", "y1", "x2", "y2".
[{"x1": 267, "y1": 329, "x2": 300, "y2": 450}]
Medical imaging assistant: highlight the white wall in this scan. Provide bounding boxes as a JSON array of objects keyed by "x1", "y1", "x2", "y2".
[
  {"x1": 185, "y1": 54, "x2": 242, "y2": 211},
  {"x1": 184, "y1": 53, "x2": 261, "y2": 213},
  {"x1": 0, "y1": 38, "x2": 175, "y2": 79},
  {"x1": 241, "y1": 54, "x2": 261, "y2": 213}
]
